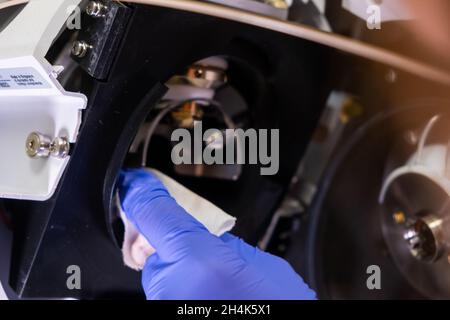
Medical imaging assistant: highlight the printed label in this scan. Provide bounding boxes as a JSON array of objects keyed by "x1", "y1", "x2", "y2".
[{"x1": 0, "y1": 67, "x2": 51, "y2": 90}]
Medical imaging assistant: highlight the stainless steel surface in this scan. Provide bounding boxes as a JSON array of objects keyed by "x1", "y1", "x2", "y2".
[
  {"x1": 382, "y1": 173, "x2": 450, "y2": 299},
  {"x1": 402, "y1": 214, "x2": 445, "y2": 262},
  {"x1": 382, "y1": 113, "x2": 450, "y2": 300},
  {"x1": 379, "y1": 113, "x2": 450, "y2": 298}
]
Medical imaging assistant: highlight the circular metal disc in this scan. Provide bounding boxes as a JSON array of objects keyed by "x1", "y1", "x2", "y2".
[{"x1": 382, "y1": 173, "x2": 450, "y2": 299}]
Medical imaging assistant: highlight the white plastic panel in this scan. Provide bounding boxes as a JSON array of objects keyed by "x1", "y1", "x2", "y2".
[
  {"x1": 0, "y1": 0, "x2": 86, "y2": 201},
  {"x1": 0, "y1": 0, "x2": 82, "y2": 60},
  {"x1": 379, "y1": 145, "x2": 450, "y2": 203},
  {"x1": 0, "y1": 94, "x2": 85, "y2": 200}
]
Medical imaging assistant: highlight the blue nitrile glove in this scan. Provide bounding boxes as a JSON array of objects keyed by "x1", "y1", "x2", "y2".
[{"x1": 117, "y1": 168, "x2": 316, "y2": 300}]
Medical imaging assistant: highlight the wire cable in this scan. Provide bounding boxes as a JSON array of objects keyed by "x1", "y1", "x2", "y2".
[{"x1": 141, "y1": 98, "x2": 235, "y2": 166}]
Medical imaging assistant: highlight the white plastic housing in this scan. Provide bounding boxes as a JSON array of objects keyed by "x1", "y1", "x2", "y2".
[{"x1": 0, "y1": 0, "x2": 86, "y2": 201}]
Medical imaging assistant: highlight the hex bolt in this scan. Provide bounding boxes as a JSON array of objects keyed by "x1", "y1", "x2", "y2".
[
  {"x1": 71, "y1": 41, "x2": 92, "y2": 58},
  {"x1": 26, "y1": 132, "x2": 52, "y2": 158},
  {"x1": 86, "y1": 1, "x2": 108, "y2": 18}
]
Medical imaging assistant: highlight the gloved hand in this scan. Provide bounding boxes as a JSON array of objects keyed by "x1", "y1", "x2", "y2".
[{"x1": 118, "y1": 168, "x2": 316, "y2": 300}]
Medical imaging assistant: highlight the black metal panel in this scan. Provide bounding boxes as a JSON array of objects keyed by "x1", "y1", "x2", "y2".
[{"x1": 72, "y1": 1, "x2": 132, "y2": 80}]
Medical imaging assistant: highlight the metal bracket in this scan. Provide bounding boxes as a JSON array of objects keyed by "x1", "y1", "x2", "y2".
[{"x1": 71, "y1": 0, "x2": 132, "y2": 80}]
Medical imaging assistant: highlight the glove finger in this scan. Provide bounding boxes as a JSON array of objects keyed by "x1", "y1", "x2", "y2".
[
  {"x1": 141, "y1": 253, "x2": 168, "y2": 300},
  {"x1": 117, "y1": 169, "x2": 211, "y2": 259},
  {"x1": 220, "y1": 233, "x2": 316, "y2": 299},
  {"x1": 132, "y1": 196, "x2": 211, "y2": 259},
  {"x1": 118, "y1": 168, "x2": 170, "y2": 221},
  {"x1": 220, "y1": 232, "x2": 297, "y2": 273},
  {"x1": 220, "y1": 233, "x2": 260, "y2": 263}
]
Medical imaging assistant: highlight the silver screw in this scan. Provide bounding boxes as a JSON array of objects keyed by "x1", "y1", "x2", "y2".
[
  {"x1": 50, "y1": 137, "x2": 70, "y2": 159},
  {"x1": 26, "y1": 133, "x2": 70, "y2": 159},
  {"x1": 86, "y1": 1, "x2": 108, "y2": 18},
  {"x1": 71, "y1": 41, "x2": 92, "y2": 58},
  {"x1": 26, "y1": 132, "x2": 52, "y2": 158}
]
